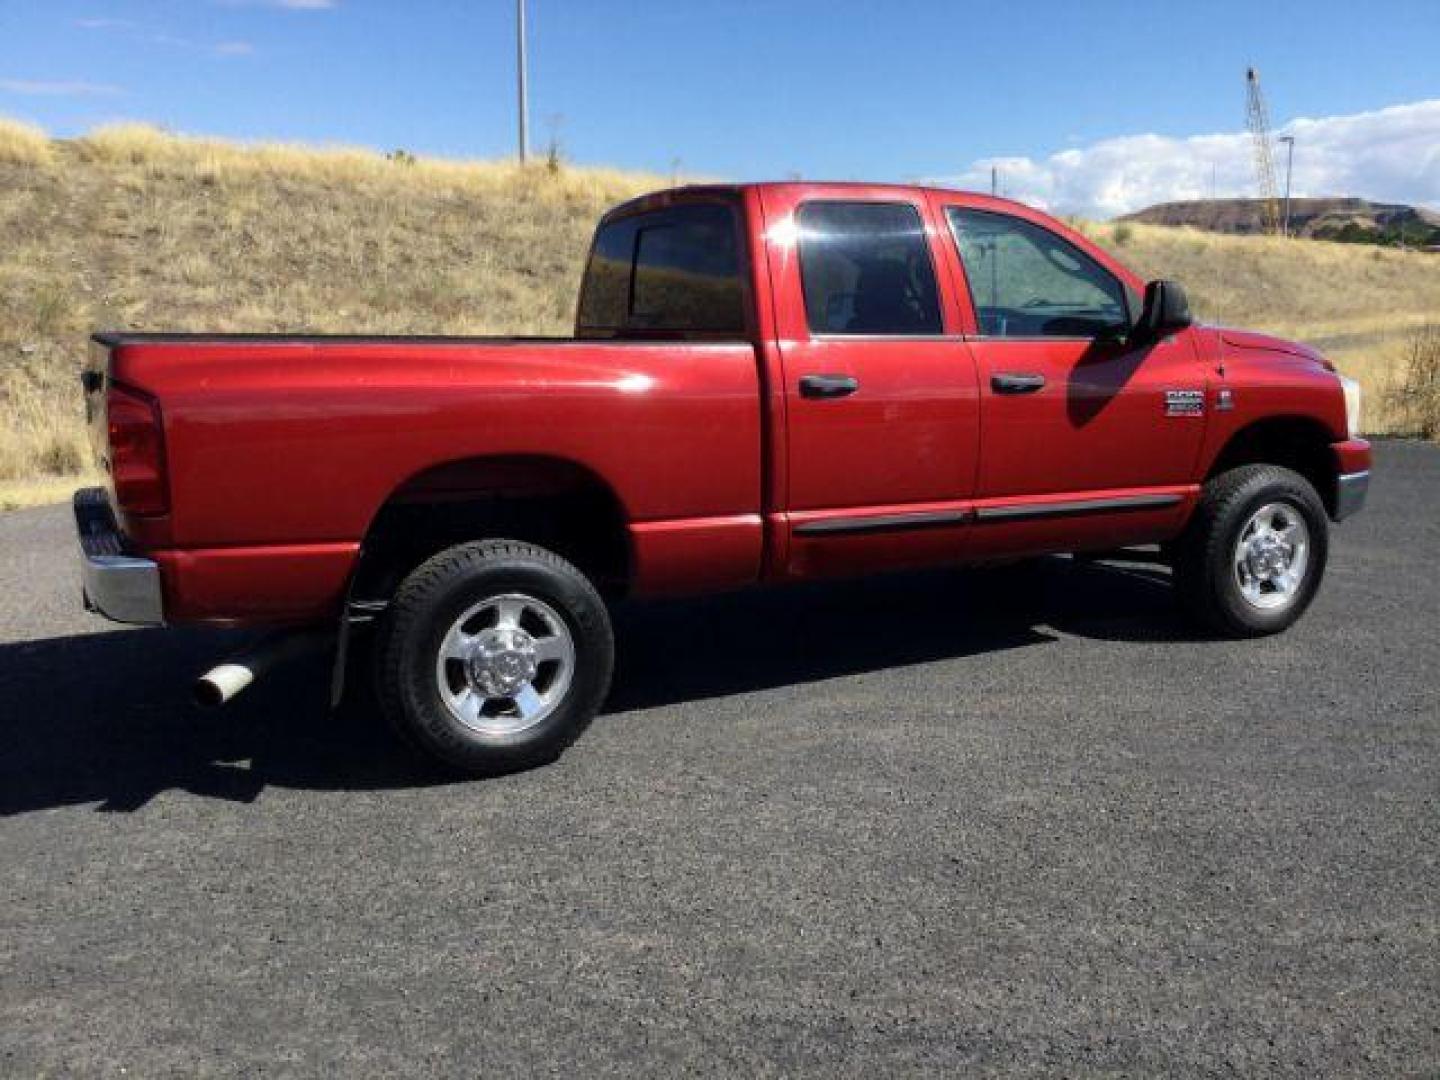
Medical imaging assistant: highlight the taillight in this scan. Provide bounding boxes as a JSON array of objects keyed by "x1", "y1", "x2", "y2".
[{"x1": 107, "y1": 384, "x2": 169, "y2": 516}]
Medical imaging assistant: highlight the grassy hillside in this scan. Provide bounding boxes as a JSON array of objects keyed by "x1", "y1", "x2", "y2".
[{"x1": 2, "y1": 117, "x2": 1437, "y2": 508}]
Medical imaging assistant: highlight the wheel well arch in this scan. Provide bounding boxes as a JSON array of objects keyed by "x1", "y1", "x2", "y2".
[
  {"x1": 1206, "y1": 416, "x2": 1338, "y2": 516},
  {"x1": 351, "y1": 454, "x2": 633, "y2": 603}
]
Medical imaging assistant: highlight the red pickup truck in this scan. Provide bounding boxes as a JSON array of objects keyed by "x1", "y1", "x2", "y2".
[{"x1": 76, "y1": 182, "x2": 1371, "y2": 775}]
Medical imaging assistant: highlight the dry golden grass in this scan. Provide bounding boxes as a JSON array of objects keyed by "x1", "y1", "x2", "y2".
[
  {"x1": 0, "y1": 117, "x2": 54, "y2": 167},
  {"x1": 74, "y1": 122, "x2": 653, "y2": 205},
  {"x1": 0, "y1": 475, "x2": 95, "y2": 513},
  {"x1": 1, "y1": 117, "x2": 1436, "y2": 509}
]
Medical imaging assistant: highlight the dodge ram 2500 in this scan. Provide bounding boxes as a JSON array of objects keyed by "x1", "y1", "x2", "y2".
[{"x1": 76, "y1": 182, "x2": 1371, "y2": 775}]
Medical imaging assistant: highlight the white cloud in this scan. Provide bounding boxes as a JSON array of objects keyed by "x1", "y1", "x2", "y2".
[
  {"x1": 939, "y1": 100, "x2": 1440, "y2": 219},
  {"x1": 72, "y1": 16, "x2": 255, "y2": 58},
  {"x1": 72, "y1": 17, "x2": 136, "y2": 30},
  {"x1": 213, "y1": 0, "x2": 337, "y2": 8},
  {"x1": 0, "y1": 79, "x2": 122, "y2": 97}
]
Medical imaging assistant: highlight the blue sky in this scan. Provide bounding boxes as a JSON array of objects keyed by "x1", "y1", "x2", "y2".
[{"x1": 3, "y1": 0, "x2": 1438, "y2": 215}]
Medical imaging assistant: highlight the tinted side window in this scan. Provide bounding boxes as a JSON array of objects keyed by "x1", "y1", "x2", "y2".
[
  {"x1": 577, "y1": 203, "x2": 746, "y2": 336},
  {"x1": 576, "y1": 216, "x2": 634, "y2": 334},
  {"x1": 797, "y1": 202, "x2": 942, "y2": 335},
  {"x1": 946, "y1": 208, "x2": 1129, "y2": 338}
]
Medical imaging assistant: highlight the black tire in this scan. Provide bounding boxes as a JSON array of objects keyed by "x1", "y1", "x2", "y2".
[
  {"x1": 1173, "y1": 464, "x2": 1329, "y2": 637},
  {"x1": 375, "y1": 539, "x2": 614, "y2": 776}
]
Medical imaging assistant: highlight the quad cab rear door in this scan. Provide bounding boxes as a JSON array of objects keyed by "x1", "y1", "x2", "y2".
[{"x1": 757, "y1": 184, "x2": 981, "y2": 579}]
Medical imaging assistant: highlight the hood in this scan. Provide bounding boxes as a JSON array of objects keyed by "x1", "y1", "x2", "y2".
[{"x1": 1218, "y1": 327, "x2": 1329, "y2": 367}]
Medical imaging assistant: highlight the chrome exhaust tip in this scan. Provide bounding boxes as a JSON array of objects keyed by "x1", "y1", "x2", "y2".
[
  {"x1": 193, "y1": 662, "x2": 256, "y2": 708},
  {"x1": 192, "y1": 631, "x2": 329, "y2": 709}
]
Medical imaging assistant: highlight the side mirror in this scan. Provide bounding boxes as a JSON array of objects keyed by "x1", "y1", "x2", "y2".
[{"x1": 1133, "y1": 279, "x2": 1192, "y2": 344}]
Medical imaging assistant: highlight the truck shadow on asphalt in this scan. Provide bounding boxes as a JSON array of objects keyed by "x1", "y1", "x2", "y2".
[{"x1": 1, "y1": 552, "x2": 1185, "y2": 814}]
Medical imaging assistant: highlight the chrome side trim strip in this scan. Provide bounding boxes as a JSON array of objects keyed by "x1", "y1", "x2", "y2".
[
  {"x1": 973, "y1": 493, "x2": 1182, "y2": 524},
  {"x1": 792, "y1": 509, "x2": 972, "y2": 537},
  {"x1": 791, "y1": 492, "x2": 1184, "y2": 537}
]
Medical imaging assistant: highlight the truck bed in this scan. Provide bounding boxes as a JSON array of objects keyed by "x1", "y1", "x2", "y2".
[{"x1": 90, "y1": 331, "x2": 767, "y2": 621}]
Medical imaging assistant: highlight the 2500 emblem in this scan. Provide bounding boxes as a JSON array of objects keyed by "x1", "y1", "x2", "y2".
[{"x1": 1164, "y1": 389, "x2": 1205, "y2": 416}]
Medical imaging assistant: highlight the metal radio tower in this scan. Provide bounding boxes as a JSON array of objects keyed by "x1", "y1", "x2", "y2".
[{"x1": 1244, "y1": 67, "x2": 1282, "y2": 236}]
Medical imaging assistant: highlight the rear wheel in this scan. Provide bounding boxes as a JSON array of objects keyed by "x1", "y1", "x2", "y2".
[
  {"x1": 1173, "y1": 465, "x2": 1328, "y2": 637},
  {"x1": 375, "y1": 539, "x2": 614, "y2": 776}
]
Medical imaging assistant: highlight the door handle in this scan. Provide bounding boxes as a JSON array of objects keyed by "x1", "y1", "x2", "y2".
[
  {"x1": 799, "y1": 374, "x2": 859, "y2": 399},
  {"x1": 991, "y1": 372, "x2": 1046, "y2": 394}
]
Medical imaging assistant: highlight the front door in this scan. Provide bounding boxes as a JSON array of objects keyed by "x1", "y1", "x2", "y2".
[{"x1": 936, "y1": 203, "x2": 1208, "y2": 507}]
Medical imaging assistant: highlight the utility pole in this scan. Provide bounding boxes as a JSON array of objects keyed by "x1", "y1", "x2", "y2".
[
  {"x1": 516, "y1": 0, "x2": 529, "y2": 164},
  {"x1": 1279, "y1": 135, "x2": 1295, "y2": 237},
  {"x1": 990, "y1": 166, "x2": 998, "y2": 196}
]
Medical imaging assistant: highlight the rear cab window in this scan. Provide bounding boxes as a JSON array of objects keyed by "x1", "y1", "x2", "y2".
[
  {"x1": 796, "y1": 201, "x2": 943, "y2": 335},
  {"x1": 577, "y1": 201, "x2": 748, "y2": 338}
]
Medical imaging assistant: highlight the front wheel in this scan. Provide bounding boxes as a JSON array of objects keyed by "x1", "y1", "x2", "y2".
[
  {"x1": 1173, "y1": 465, "x2": 1329, "y2": 637},
  {"x1": 375, "y1": 539, "x2": 614, "y2": 776}
]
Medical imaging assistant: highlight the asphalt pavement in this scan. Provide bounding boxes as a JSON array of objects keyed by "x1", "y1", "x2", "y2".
[{"x1": 2, "y1": 441, "x2": 1437, "y2": 1076}]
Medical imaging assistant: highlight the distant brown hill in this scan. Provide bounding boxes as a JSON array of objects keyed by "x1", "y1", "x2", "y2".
[{"x1": 1121, "y1": 197, "x2": 1440, "y2": 248}]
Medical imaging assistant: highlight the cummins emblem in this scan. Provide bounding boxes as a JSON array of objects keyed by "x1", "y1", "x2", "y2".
[{"x1": 1164, "y1": 389, "x2": 1205, "y2": 417}]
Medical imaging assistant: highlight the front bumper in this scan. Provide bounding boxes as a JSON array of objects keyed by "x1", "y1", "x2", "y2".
[
  {"x1": 75, "y1": 487, "x2": 164, "y2": 625},
  {"x1": 1334, "y1": 470, "x2": 1371, "y2": 521},
  {"x1": 1330, "y1": 439, "x2": 1372, "y2": 522}
]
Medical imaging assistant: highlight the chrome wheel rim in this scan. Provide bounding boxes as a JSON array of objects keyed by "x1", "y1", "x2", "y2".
[
  {"x1": 1233, "y1": 502, "x2": 1310, "y2": 611},
  {"x1": 435, "y1": 593, "x2": 576, "y2": 736}
]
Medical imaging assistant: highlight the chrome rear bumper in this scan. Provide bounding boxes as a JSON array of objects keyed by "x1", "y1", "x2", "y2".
[
  {"x1": 74, "y1": 487, "x2": 164, "y2": 625},
  {"x1": 1334, "y1": 470, "x2": 1370, "y2": 522}
]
